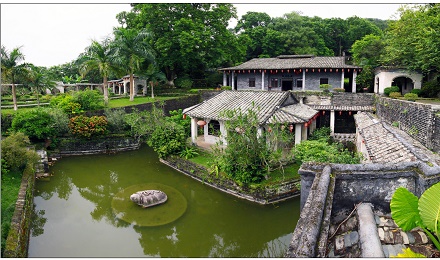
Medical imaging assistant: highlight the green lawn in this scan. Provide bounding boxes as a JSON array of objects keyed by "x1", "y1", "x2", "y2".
[
  {"x1": 107, "y1": 96, "x2": 181, "y2": 108},
  {"x1": 1, "y1": 172, "x2": 22, "y2": 256}
]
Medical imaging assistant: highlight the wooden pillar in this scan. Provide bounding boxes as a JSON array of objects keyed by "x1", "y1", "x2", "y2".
[
  {"x1": 330, "y1": 110, "x2": 335, "y2": 134},
  {"x1": 352, "y1": 70, "x2": 357, "y2": 93},
  {"x1": 295, "y1": 124, "x2": 302, "y2": 145},
  {"x1": 191, "y1": 117, "x2": 198, "y2": 145}
]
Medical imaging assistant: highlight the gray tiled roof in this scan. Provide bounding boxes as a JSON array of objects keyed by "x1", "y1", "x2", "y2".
[
  {"x1": 355, "y1": 112, "x2": 416, "y2": 163},
  {"x1": 219, "y1": 56, "x2": 361, "y2": 71},
  {"x1": 309, "y1": 105, "x2": 375, "y2": 111},
  {"x1": 183, "y1": 90, "x2": 318, "y2": 125}
]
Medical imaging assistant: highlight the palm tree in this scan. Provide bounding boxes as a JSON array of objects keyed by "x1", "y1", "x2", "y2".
[
  {"x1": 112, "y1": 28, "x2": 154, "y2": 101},
  {"x1": 1, "y1": 45, "x2": 26, "y2": 111},
  {"x1": 26, "y1": 64, "x2": 56, "y2": 106},
  {"x1": 80, "y1": 38, "x2": 117, "y2": 106},
  {"x1": 143, "y1": 64, "x2": 166, "y2": 99}
]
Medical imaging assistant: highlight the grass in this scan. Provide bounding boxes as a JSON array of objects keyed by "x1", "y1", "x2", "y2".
[
  {"x1": 1, "y1": 171, "x2": 22, "y2": 256},
  {"x1": 107, "y1": 96, "x2": 180, "y2": 108},
  {"x1": 188, "y1": 149, "x2": 214, "y2": 168}
]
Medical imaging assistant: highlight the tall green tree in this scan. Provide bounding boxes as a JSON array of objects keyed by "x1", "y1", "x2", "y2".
[
  {"x1": 1, "y1": 45, "x2": 26, "y2": 111},
  {"x1": 80, "y1": 38, "x2": 119, "y2": 106},
  {"x1": 120, "y1": 3, "x2": 244, "y2": 86},
  {"x1": 112, "y1": 28, "x2": 154, "y2": 101},
  {"x1": 382, "y1": 4, "x2": 440, "y2": 73},
  {"x1": 26, "y1": 64, "x2": 56, "y2": 105}
]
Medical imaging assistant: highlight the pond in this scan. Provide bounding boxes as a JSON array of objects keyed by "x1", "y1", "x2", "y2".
[{"x1": 29, "y1": 145, "x2": 301, "y2": 257}]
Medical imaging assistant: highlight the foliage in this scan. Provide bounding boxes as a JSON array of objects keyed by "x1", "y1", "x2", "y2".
[
  {"x1": 1, "y1": 132, "x2": 39, "y2": 172},
  {"x1": 49, "y1": 93, "x2": 82, "y2": 113},
  {"x1": 308, "y1": 127, "x2": 331, "y2": 141},
  {"x1": 147, "y1": 121, "x2": 186, "y2": 158},
  {"x1": 1, "y1": 114, "x2": 14, "y2": 134},
  {"x1": 104, "y1": 108, "x2": 128, "y2": 133},
  {"x1": 411, "y1": 89, "x2": 422, "y2": 95},
  {"x1": 389, "y1": 92, "x2": 402, "y2": 99},
  {"x1": 72, "y1": 89, "x2": 104, "y2": 111},
  {"x1": 319, "y1": 84, "x2": 331, "y2": 90},
  {"x1": 333, "y1": 88, "x2": 345, "y2": 92},
  {"x1": 25, "y1": 64, "x2": 56, "y2": 106},
  {"x1": 404, "y1": 93, "x2": 418, "y2": 101},
  {"x1": 1, "y1": 45, "x2": 27, "y2": 111},
  {"x1": 420, "y1": 80, "x2": 440, "y2": 98},
  {"x1": 390, "y1": 183, "x2": 440, "y2": 251},
  {"x1": 384, "y1": 86, "x2": 400, "y2": 96},
  {"x1": 68, "y1": 115, "x2": 108, "y2": 138},
  {"x1": 392, "y1": 247, "x2": 426, "y2": 258},
  {"x1": 179, "y1": 146, "x2": 199, "y2": 159},
  {"x1": 11, "y1": 108, "x2": 59, "y2": 140},
  {"x1": 175, "y1": 76, "x2": 193, "y2": 89},
  {"x1": 166, "y1": 109, "x2": 191, "y2": 137},
  {"x1": 46, "y1": 107, "x2": 70, "y2": 136}
]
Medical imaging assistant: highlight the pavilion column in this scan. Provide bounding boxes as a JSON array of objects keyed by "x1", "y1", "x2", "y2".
[
  {"x1": 341, "y1": 70, "x2": 345, "y2": 89},
  {"x1": 311, "y1": 119, "x2": 316, "y2": 134},
  {"x1": 191, "y1": 117, "x2": 198, "y2": 145},
  {"x1": 352, "y1": 70, "x2": 357, "y2": 93},
  {"x1": 112, "y1": 83, "x2": 115, "y2": 94},
  {"x1": 261, "y1": 71, "x2": 265, "y2": 90},
  {"x1": 231, "y1": 71, "x2": 235, "y2": 90},
  {"x1": 295, "y1": 124, "x2": 302, "y2": 145},
  {"x1": 118, "y1": 85, "x2": 122, "y2": 95},
  {"x1": 219, "y1": 120, "x2": 227, "y2": 145},
  {"x1": 330, "y1": 110, "x2": 335, "y2": 134},
  {"x1": 257, "y1": 127, "x2": 264, "y2": 139},
  {"x1": 302, "y1": 124, "x2": 308, "y2": 141},
  {"x1": 223, "y1": 72, "x2": 227, "y2": 86},
  {"x1": 124, "y1": 84, "x2": 128, "y2": 94},
  {"x1": 302, "y1": 70, "x2": 306, "y2": 91},
  {"x1": 203, "y1": 119, "x2": 211, "y2": 138}
]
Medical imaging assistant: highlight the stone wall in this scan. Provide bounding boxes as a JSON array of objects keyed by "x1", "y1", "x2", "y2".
[
  {"x1": 161, "y1": 156, "x2": 300, "y2": 204},
  {"x1": 3, "y1": 164, "x2": 35, "y2": 258},
  {"x1": 56, "y1": 137, "x2": 140, "y2": 156},
  {"x1": 375, "y1": 96, "x2": 440, "y2": 152}
]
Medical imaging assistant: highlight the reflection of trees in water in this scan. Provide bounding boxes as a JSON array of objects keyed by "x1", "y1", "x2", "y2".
[
  {"x1": 36, "y1": 170, "x2": 73, "y2": 201},
  {"x1": 71, "y1": 170, "x2": 129, "y2": 228},
  {"x1": 30, "y1": 207, "x2": 46, "y2": 237}
]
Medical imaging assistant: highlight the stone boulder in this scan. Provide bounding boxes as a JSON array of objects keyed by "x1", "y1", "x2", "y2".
[{"x1": 130, "y1": 190, "x2": 167, "y2": 208}]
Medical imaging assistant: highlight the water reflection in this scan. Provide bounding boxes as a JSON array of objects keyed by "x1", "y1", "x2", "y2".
[{"x1": 30, "y1": 145, "x2": 300, "y2": 257}]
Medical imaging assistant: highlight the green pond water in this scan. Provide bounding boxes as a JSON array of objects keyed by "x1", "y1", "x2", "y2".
[{"x1": 28, "y1": 145, "x2": 301, "y2": 257}]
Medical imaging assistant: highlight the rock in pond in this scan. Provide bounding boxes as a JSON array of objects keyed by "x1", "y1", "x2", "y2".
[{"x1": 130, "y1": 190, "x2": 168, "y2": 208}]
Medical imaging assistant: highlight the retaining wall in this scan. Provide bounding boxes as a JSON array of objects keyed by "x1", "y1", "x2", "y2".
[
  {"x1": 55, "y1": 136, "x2": 140, "y2": 156},
  {"x1": 3, "y1": 164, "x2": 35, "y2": 258},
  {"x1": 375, "y1": 96, "x2": 440, "y2": 152},
  {"x1": 161, "y1": 156, "x2": 301, "y2": 204}
]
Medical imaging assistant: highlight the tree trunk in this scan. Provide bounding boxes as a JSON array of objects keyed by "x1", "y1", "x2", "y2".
[
  {"x1": 165, "y1": 67, "x2": 175, "y2": 87},
  {"x1": 129, "y1": 73, "x2": 134, "y2": 101},
  {"x1": 151, "y1": 82, "x2": 154, "y2": 99},
  {"x1": 12, "y1": 82, "x2": 18, "y2": 111},
  {"x1": 103, "y1": 76, "x2": 109, "y2": 106}
]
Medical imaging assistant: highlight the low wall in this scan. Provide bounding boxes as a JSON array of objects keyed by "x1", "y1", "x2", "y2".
[
  {"x1": 161, "y1": 156, "x2": 300, "y2": 204},
  {"x1": 286, "y1": 161, "x2": 440, "y2": 257},
  {"x1": 375, "y1": 96, "x2": 440, "y2": 152},
  {"x1": 55, "y1": 136, "x2": 140, "y2": 156},
  {"x1": 3, "y1": 164, "x2": 35, "y2": 258}
]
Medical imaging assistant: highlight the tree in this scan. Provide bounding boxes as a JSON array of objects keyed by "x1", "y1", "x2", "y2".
[
  {"x1": 80, "y1": 38, "x2": 118, "y2": 105},
  {"x1": 121, "y1": 4, "x2": 244, "y2": 86},
  {"x1": 112, "y1": 28, "x2": 154, "y2": 101},
  {"x1": 142, "y1": 63, "x2": 166, "y2": 98},
  {"x1": 1, "y1": 132, "x2": 39, "y2": 172},
  {"x1": 26, "y1": 64, "x2": 56, "y2": 105},
  {"x1": 382, "y1": 4, "x2": 440, "y2": 73},
  {"x1": 342, "y1": 16, "x2": 383, "y2": 55},
  {"x1": 1, "y1": 45, "x2": 26, "y2": 111}
]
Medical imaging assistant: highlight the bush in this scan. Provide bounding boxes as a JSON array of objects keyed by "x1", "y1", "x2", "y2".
[
  {"x1": 292, "y1": 139, "x2": 361, "y2": 164},
  {"x1": 49, "y1": 93, "x2": 82, "y2": 113},
  {"x1": 384, "y1": 86, "x2": 400, "y2": 96},
  {"x1": 333, "y1": 88, "x2": 345, "y2": 92},
  {"x1": 72, "y1": 89, "x2": 104, "y2": 111},
  {"x1": 319, "y1": 84, "x2": 331, "y2": 92},
  {"x1": 104, "y1": 108, "x2": 128, "y2": 133},
  {"x1": 68, "y1": 115, "x2": 108, "y2": 138},
  {"x1": 221, "y1": 86, "x2": 232, "y2": 90},
  {"x1": 404, "y1": 93, "x2": 418, "y2": 101},
  {"x1": 410, "y1": 89, "x2": 422, "y2": 96},
  {"x1": 147, "y1": 121, "x2": 186, "y2": 158},
  {"x1": 11, "y1": 108, "x2": 58, "y2": 140},
  {"x1": 308, "y1": 127, "x2": 331, "y2": 141},
  {"x1": 420, "y1": 80, "x2": 440, "y2": 98},
  {"x1": 1, "y1": 132, "x2": 39, "y2": 172},
  {"x1": 1, "y1": 114, "x2": 14, "y2": 134},
  {"x1": 175, "y1": 77, "x2": 193, "y2": 89},
  {"x1": 389, "y1": 92, "x2": 402, "y2": 99},
  {"x1": 166, "y1": 109, "x2": 191, "y2": 137}
]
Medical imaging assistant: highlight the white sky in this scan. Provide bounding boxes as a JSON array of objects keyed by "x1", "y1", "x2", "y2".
[{"x1": 1, "y1": 2, "x2": 411, "y2": 68}]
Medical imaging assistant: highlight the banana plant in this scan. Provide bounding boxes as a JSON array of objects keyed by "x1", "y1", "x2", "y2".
[{"x1": 390, "y1": 182, "x2": 440, "y2": 254}]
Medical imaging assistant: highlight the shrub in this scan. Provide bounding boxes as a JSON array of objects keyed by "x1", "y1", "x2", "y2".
[
  {"x1": 389, "y1": 92, "x2": 402, "y2": 99},
  {"x1": 333, "y1": 88, "x2": 345, "y2": 92},
  {"x1": 175, "y1": 77, "x2": 193, "y2": 89},
  {"x1": 420, "y1": 80, "x2": 440, "y2": 98},
  {"x1": 384, "y1": 86, "x2": 400, "y2": 96},
  {"x1": 319, "y1": 84, "x2": 331, "y2": 92},
  {"x1": 11, "y1": 108, "x2": 57, "y2": 140},
  {"x1": 68, "y1": 115, "x2": 108, "y2": 138},
  {"x1": 72, "y1": 89, "x2": 104, "y2": 111},
  {"x1": 147, "y1": 121, "x2": 186, "y2": 158},
  {"x1": 1, "y1": 114, "x2": 14, "y2": 134},
  {"x1": 308, "y1": 127, "x2": 331, "y2": 141},
  {"x1": 1, "y1": 132, "x2": 39, "y2": 172},
  {"x1": 293, "y1": 139, "x2": 361, "y2": 164},
  {"x1": 221, "y1": 86, "x2": 232, "y2": 90},
  {"x1": 410, "y1": 89, "x2": 422, "y2": 96},
  {"x1": 166, "y1": 109, "x2": 191, "y2": 137},
  {"x1": 404, "y1": 93, "x2": 418, "y2": 101},
  {"x1": 104, "y1": 108, "x2": 128, "y2": 133},
  {"x1": 49, "y1": 93, "x2": 82, "y2": 113}
]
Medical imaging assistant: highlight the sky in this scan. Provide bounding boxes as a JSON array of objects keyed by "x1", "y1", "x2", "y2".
[{"x1": 1, "y1": 3, "x2": 409, "y2": 68}]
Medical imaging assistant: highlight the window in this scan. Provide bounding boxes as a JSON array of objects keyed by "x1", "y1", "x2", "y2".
[
  {"x1": 296, "y1": 79, "x2": 303, "y2": 88},
  {"x1": 320, "y1": 78, "x2": 329, "y2": 85},
  {"x1": 271, "y1": 78, "x2": 278, "y2": 88},
  {"x1": 249, "y1": 78, "x2": 255, "y2": 88}
]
